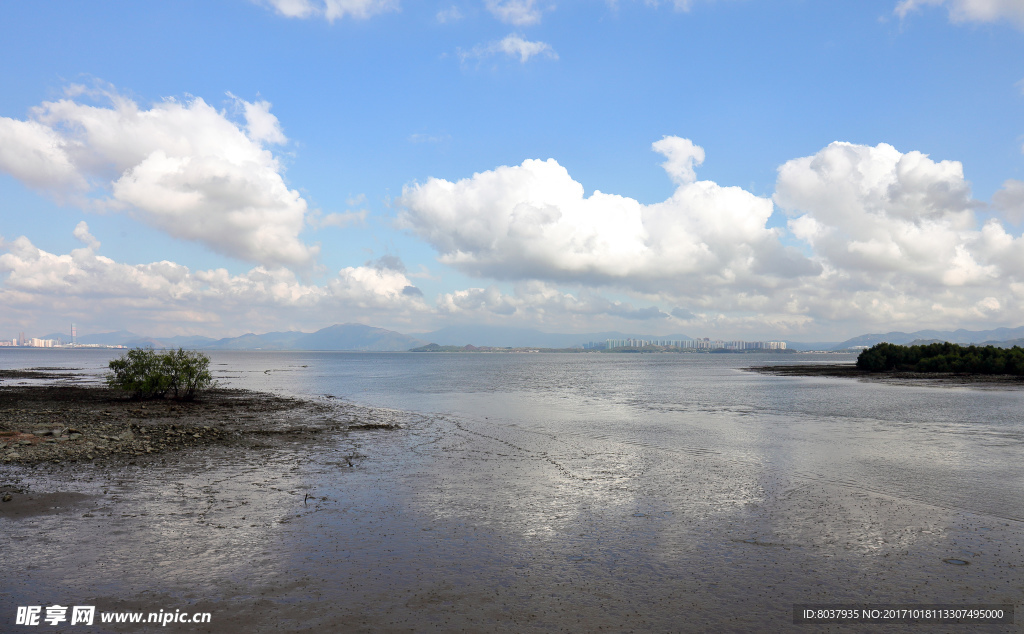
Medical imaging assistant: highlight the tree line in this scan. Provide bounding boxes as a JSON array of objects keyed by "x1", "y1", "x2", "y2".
[{"x1": 856, "y1": 342, "x2": 1024, "y2": 375}]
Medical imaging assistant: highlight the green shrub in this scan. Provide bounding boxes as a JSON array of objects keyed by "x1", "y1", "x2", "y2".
[{"x1": 107, "y1": 348, "x2": 215, "y2": 400}]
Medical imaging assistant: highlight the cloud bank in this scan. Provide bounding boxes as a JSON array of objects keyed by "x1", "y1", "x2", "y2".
[
  {"x1": 398, "y1": 137, "x2": 1024, "y2": 335},
  {"x1": 0, "y1": 223, "x2": 425, "y2": 334}
]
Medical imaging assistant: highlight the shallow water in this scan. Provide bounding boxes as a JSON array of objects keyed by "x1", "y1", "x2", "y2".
[{"x1": 1, "y1": 349, "x2": 1022, "y2": 631}]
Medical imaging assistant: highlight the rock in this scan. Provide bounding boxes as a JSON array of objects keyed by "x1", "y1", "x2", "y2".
[
  {"x1": 1, "y1": 493, "x2": 11, "y2": 502},
  {"x1": 33, "y1": 429, "x2": 50, "y2": 436},
  {"x1": 18, "y1": 440, "x2": 31, "y2": 446},
  {"x1": 69, "y1": 433, "x2": 82, "y2": 440},
  {"x1": 6, "y1": 453, "x2": 20, "y2": 459},
  {"x1": 118, "y1": 431, "x2": 135, "y2": 441}
]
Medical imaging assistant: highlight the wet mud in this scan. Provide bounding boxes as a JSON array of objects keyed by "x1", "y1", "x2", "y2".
[
  {"x1": 0, "y1": 378, "x2": 350, "y2": 467},
  {"x1": 1, "y1": 372, "x2": 1022, "y2": 632}
]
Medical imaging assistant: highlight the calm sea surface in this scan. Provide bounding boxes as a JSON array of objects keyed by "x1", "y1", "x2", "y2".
[{"x1": 4, "y1": 348, "x2": 1023, "y2": 522}]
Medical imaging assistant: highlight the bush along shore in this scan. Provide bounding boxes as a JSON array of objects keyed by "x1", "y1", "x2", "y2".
[
  {"x1": 855, "y1": 341, "x2": 1024, "y2": 374},
  {"x1": 749, "y1": 342, "x2": 1024, "y2": 385}
]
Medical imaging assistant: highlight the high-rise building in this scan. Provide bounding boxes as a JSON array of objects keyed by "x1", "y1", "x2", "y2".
[{"x1": 71, "y1": 323, "x2": 77, "y2": 346}]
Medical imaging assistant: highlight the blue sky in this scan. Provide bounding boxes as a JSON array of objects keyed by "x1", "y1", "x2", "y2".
[{"x1": 2, "y1": 0, "x2": 1024, "y2": 341}]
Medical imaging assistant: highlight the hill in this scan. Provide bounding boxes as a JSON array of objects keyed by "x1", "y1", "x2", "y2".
[{"x1": 832, "y1": 326, "x2": 1024, "y2": 350}]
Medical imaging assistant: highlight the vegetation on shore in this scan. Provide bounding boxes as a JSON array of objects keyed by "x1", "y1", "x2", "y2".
[
  {"x1": 856, "y1": 342, "x2": 1024, "y2": 375},
  {"x1": 106, "y1": 348, "x2": 215, "y2": 399}
]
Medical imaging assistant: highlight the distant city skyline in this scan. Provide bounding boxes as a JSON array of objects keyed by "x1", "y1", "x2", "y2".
[{"x1": 2, "y1": 2, "x2": 1024, "y2": 341}]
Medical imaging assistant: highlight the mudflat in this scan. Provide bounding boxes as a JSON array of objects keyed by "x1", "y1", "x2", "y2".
[
  {"x1": 2, "y1": 369, "x2": 1022, "y2": 632},
  {"x1": 0, "y1": 370, "x2": 354, "y2": 467}
]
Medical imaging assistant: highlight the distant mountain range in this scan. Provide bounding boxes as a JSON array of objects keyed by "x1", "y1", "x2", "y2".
[
  {"x1": 41, "y1": 324, "x2": 428, "y2": 352},
  {"x1": 831, "y1": 326, "x2": 1024, "y2": 350},
  {"x1": 39, "y1": 324, "x2": 693, "y2": 351},
  {"x1": 33, "y1": 323, "x2": 1024, "y2": 352}
]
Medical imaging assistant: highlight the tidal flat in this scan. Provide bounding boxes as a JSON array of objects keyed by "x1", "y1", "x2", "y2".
[{"x1": 1, "y1": 352, "x2": 1022, "y2": 632}]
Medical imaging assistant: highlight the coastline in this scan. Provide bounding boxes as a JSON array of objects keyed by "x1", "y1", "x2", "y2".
[{"x1": 747, "y1": 363, "x2": 1024, "y2": 387}]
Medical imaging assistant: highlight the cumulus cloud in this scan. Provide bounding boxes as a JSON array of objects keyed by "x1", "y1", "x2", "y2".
[
  {"x1": 459, "y1": 34, "x2": 558, "y2": 64},
  {"x1": 894, "y1": 0, "x2": 1024, "y2": 28},
  {"x1": 774, "y1": 141, "x2": 1024, "y2": 328},
  {"x1": 0, "y1": 88, "x2": 317, "y2": 268},
  {"x1": 398, "y1": 136, "x2": 816, "y2": 296},
  {"x1": 652, "y1": 135, "x2": 705, "y2": 184},
  {"x1": 486, "y1": 0, "x2": 545, "y2": 24},
  {"x1": 262, "y1": 0, "x2": 398, "y2": 21},
  {"x1": 398, "y1": 136, "x2": 1024, "y2": 336},
  {"x1": 0, "y1": 225, "x2": 427, "y2": 334},
  {"x1": 0, "y1": 118, "x2": 87, "y2": 195}
]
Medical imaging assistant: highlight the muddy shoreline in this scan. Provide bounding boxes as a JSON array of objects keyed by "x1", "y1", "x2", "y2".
[
  {"x1": 0, "y1": 375, "x2": 364, "y2": 470},
  {"x1": 747, "y1": 363, "x2": 1024, "y2": 387},
  {"x1": 0, "y1": 368, "x2": 400, "y2": 517}
]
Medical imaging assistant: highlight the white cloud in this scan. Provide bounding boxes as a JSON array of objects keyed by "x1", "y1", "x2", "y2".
[
  {"x1": 317, "y1": 210, "x2": 368, "y2": 228},
  {"x1": 0, "y1": 118, "x2": 87, "y2": 195},
  {"x1": 993, "y1": 179, "x2": 1024, "y2": 223},
  {"x1": 399, "y1": 137, "x2": 1024, "y2": 336},
  {"x1": 774, "y1": 141, "x2": 1024, "y2": 328},
  {"x1": 486, "y1": 0, "x2": 545, "y2": 25},
  {"x1": 399, "y1": 136, "x2": 814, "y2": 295},
  {"x1": 262, "y1": 0, "x2": 398, "y2": 21},
  {"x1": 72, "y1": 221, "x2": 101, "y2": 251},
  {"x1": 436, "y1": 5, "x2": 463, "y2": 22},
  {"x1": 0, "y1": 225, "x2": 427, "y2": 335},
  {"x1": 775, "y1": 141, "x2": 979, "y2": 283},
  {"x1": 437, "y1": 281, "x2": 671, "y2": 321},
  {"x1": 652, "y1": 135, "x2": 705, "y2": 184},
  {"x1": 459, "y1": 34, "x2": 558, "y2": 64},
  {"x1": 894, "y1": 0, "x2": 1024, "y2": 28},
  {"x1": 0, "y1": 88, "x2": 317, "y2": 268},
  {"x1": 242, "y1": 99, "x2": 288, "y2": 145}
]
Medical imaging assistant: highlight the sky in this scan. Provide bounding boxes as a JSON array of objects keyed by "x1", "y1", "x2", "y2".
[{"x1": 2, "y1": 0, "x2": 1024, "y2": 342}]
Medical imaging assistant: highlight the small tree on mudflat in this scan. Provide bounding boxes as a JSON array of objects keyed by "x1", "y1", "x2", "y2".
[
  {"x1": 107, "y1": 348, "x2": 215, "y2": 400},
  {"x1": 162, "y1": 348, "x2": 215, "y2": 400},
  {"x1": 107, "y1": 348, "x2": 169, "y2": 398}
]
